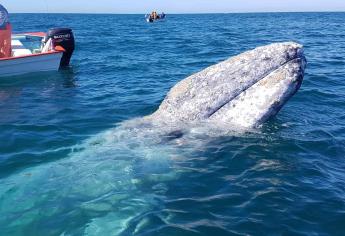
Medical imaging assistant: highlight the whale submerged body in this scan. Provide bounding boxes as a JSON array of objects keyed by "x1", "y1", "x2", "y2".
[{"x1": 0, "y1": 42, "x2": 307, "y2": 235}]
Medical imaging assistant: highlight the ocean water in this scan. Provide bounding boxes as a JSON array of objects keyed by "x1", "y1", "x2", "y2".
[{"x1": 0, "y1": 13, "x2": 345, "y2": 235}]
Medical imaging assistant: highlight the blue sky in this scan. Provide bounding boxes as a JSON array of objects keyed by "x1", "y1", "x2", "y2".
[{"x1": 2, "y1": 0, "x2": 345, "y2": 13}]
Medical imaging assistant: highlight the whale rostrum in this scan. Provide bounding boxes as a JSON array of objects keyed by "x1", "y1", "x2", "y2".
[{"x1": 149, "y1": 42, "x2": 307, "y2": 128}]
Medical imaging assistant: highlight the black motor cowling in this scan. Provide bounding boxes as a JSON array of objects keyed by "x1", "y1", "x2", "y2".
[{"x1": 46, "y1": 28, "x2": 75, "y2": 68}]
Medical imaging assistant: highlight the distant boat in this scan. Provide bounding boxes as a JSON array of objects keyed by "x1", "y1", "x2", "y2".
[{"x1": 145, "y1": 12, "x2": 166, "y2": 23}]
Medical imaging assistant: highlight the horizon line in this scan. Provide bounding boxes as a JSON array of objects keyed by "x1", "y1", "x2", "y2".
[{"x1": 8, "y1": 10, "x2": 345, "y2": 15}]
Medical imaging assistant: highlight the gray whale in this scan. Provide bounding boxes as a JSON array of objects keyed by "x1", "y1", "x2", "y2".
[
  {"x1": 0, "y1": 42, "x2": 307, "y2": 235},
  {"x1": 149, "y1": 42, "x2": 307, "y2": 129}
]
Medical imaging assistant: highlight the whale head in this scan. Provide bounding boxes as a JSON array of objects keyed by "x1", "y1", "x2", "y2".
[{"x1": 150, "y1": 42, "x2": 307, "y2": 128}]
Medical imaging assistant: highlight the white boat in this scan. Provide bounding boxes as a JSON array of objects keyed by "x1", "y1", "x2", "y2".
[{"x1": 0, "y1": 29, "x2": 75, "y2": 78}]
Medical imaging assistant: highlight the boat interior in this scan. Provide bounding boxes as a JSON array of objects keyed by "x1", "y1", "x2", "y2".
[{"x1": 11, "y1": 34, "x2": 52, "y2": 58}]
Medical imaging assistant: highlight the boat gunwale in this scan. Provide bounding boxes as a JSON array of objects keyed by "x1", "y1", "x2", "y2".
[
  {"x1": 0, "y1": 50, "x2": 63, "y2": 62},
  {"x1": 13, "y1": 32, "x2": 46, "y2": 37}
]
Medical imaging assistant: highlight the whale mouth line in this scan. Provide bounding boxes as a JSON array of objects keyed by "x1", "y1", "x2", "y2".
[{"x1": 207, "y1": 55, "x2": 305, "y2": 119}]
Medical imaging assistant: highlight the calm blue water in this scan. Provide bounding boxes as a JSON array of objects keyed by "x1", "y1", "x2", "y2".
[{"x1": 1, "y1": 13, "x2": 345, "y2": 235}]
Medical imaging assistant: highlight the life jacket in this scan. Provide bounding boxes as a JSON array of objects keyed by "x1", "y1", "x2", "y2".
[
  {"x1": 0, "y1": 22, "x2": 11, "y2": 58},
  {"x1": 0, "y1": 5, "x2": 11, "y2": 58}
]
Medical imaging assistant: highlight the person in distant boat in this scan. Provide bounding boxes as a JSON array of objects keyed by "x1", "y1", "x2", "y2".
[
  {"x1": 153, "y1": 11, "x2": 158, "y2": 20},
  {"x1": 0, "y1": 4, "x2": 11, "y2": 58}
]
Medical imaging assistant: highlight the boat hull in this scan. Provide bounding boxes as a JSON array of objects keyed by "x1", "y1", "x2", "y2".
[{"x1": 0, "y1": 52, "x2": 63, "y2": 77}]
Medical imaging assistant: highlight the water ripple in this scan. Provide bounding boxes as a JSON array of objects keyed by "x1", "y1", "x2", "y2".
[{"x1": 1, "y1": 13, "x2": 345, "y2": 236}]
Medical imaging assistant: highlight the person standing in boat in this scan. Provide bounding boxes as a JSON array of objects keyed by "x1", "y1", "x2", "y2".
[
  {"x1": 153, "y1": 11, "x2": 158, "y2": 20},
  {"x1": 0, "y1": 4, "x2": 11, "y2": 58}
]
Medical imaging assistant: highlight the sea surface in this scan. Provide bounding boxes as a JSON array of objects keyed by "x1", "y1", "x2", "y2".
[{"x1": 0, "y1": 13, "x2": 345, "y2": 236}]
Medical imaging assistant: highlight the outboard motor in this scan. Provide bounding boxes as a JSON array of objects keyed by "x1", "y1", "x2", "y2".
[{"x1": 46, "y1": 28, "x2": 75, "y2": 67}]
